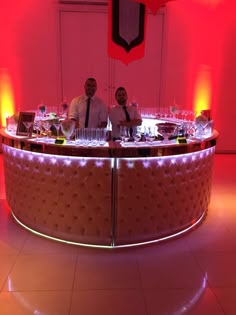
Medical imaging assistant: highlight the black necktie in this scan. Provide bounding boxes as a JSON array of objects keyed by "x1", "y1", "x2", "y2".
[
  {"x1": 123, "y1": 106, "x2": 131, "y2": 122},
  {"x1": 85, "y1": 98, "x2": 91, "y2": 128},
  {"x1": 123, "y1": 106, "x2": 133, "y2": 137}
]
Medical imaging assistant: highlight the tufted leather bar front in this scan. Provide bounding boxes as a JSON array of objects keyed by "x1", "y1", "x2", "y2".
[
  {"x1": 115, "y1": 149, "x2": 214, "y2": 245},
  {"x1": 3, "y1": 146, "x2": 112, "y2": 245},
  {"x1": 0, "y1": 129, "x2": 218, "y2": 247}
]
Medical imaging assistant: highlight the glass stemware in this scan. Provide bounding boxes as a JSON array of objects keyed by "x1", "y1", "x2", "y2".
[
  {"x1": 170, "y1": 104, "x2": 179, "y2": 121},
  {"x1": 120, "y1": 126, "x2": 129, "y2": 143},
  {"x1": 33, "y1": 120, "x2": 42, "y2": 140},
  {"x1": 145, "y1": 126, "x2": 156, "y2": 144},
  {"x1": 42, "y1": 120, "x2": 52, "y2": 142},
  {"x1": 23, "y1": 121, "x2": 33, "y2": 137},
  {"x1": 133, "y1": 126, "x2": 142, "y2": 144},
  {"x1": 53, "y1": 121, "x2": 61, "y2": 138},
  {"x1": 60, "y1": 119, "x2": 75, "y2": 143}
]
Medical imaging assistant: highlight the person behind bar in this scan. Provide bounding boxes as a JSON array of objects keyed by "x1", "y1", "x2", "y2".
[
  {"x1": 109, "y1": 86, "x2": 142, "y2": 140},
  {"x1": 68, "y1": 77, "x2": 108, "y2": 128}
]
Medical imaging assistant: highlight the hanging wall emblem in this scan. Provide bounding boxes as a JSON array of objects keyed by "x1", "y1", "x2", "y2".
[{"x1": 108, "y1": 0, "x2": 147, "y2": 64}]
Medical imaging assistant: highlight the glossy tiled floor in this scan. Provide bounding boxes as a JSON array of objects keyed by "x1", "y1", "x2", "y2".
[{"x1": 0, "y1": 153, "x2": 236, "y2": 315}]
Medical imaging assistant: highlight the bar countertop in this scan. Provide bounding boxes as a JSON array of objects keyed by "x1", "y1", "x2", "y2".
[{"x1": 0, "y1": 128, "x2": 219, "y2": 158}]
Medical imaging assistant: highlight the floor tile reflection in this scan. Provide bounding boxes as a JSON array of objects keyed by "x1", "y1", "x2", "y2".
[{"x1": 0, "y1": 153, "x2": 235, "y2": 315}]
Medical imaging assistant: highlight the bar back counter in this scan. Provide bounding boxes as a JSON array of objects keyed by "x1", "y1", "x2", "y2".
[{"x1": 0, "y1": 129, "x2": 218, "y2": 248}]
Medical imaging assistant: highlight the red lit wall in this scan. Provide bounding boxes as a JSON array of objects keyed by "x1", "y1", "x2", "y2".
[
  {"x1": 0, "y1": 0, "x2": 235, "y2": 152},
  {"x1": 0, "y1": 0, "x2": 60, "y2": 126},
  {"x1": 163, "y1": 0, "x2": 236, "y2": 152}
]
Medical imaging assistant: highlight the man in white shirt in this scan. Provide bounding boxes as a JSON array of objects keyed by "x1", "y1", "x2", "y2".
[
  {"x1": 109, "y1": 87, "x2": 142, "y2": 140},
  {"x1": 68, "y1": 78, "x2": 108, "y2": 128}
]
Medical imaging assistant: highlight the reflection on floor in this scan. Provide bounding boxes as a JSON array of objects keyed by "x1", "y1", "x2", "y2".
[{"x1": 0, "y1": 153, "x2": 236, "y2": 315}]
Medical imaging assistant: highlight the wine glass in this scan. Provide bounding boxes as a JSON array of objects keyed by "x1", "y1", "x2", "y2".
[
  {"x1": 61, "y1": 119, "x2": 75, "y2": 143},
  {"x1": 42, "y1": 120, "x2": 52, "y2": 142},
  {"x1": 170, "y1": 104, "x2": 179, "y2": 121},
  {"x1": 23, "y1": 121, "x2": 33, "y2": 137},
  {"x1": 145, "y1": 126, "x2": 156, "y2": 144},
  {"x1": 53, "y1": 121, "x2": 61, "y2": 138},
  {"x1": 133, "y1": 126, "x2": 142, "y2": 144},
  {"x1": 33, "y1": 120, "x2": 42, "y2": 140},
  {"x1": 120, "y1": 126, "x2": 129, "y2": 143}
]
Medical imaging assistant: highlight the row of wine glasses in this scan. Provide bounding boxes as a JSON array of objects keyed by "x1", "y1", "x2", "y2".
[
  {"x1": 37, "y1": 100, "x2": 69, "y2": 119},
  {"x1": 22, "y1": 119, "x2": 70, "y2": 141},
  {"x1": 35, "y1": 120, "x2": 74, "y2": 142},
  {"x1": 120, "y1": 122, "x2": 198, "y2": 144},
  {"x1": 120, "y1": 126, "x2": 159, "y2": 144},
  {"x1": 139, "y1": 106, "x2": 197, "y2": 123}
]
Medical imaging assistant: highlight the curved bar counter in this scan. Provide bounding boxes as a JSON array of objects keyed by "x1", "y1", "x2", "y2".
[{"x1": 0, "y1": 129, "x2": 218, "y2": 247}]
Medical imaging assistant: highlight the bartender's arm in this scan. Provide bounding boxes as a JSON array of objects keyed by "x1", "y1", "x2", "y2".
[{"x1": 68, "y1": 97, "x2": 79, "y2": 121}]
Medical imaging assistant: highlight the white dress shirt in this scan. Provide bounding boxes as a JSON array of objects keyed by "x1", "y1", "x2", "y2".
[
  {"x1": 68, "y1": 95, "x2": 108, "y2": 128},
  {"x1": 109, "y1": 105, "x2": 142, "y2": 138}
]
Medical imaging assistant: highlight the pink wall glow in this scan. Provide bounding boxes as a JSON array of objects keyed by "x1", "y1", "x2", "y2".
[
  {"x1": 164, "y1": 0, "x2": 236, "y2": 151},
  {"x1": 0, "y1": 0, "x2": 60, "y2": 123},
  {"x1": 0, "y1": 0, "x2": 235, "y2": 151}
]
